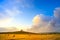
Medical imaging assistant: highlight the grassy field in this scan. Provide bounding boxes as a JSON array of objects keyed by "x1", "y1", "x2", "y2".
[{"x1": 0, "y1": 31, "x2": 60, "y2": 40}]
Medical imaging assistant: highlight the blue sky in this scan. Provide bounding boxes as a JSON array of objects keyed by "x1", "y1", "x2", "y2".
[{"x1": 0, "y1": 0, "x2": 60, "y2": 32}]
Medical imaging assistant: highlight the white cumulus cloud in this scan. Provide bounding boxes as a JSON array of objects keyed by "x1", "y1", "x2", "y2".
[{"x1": 27, "y1": 7, "x2": 60, "y2": 33}]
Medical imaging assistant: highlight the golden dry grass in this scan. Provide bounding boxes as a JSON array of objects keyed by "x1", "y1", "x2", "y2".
[{"x1": 0, "y1": 33, "x2": 60, "y2": 40}]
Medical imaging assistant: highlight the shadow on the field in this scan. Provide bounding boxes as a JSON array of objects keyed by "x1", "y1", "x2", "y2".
[{"x1": 55, "y1": 37, "x2": 60, "y2": 40}]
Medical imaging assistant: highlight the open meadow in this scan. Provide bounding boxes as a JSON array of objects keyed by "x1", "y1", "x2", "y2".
[{"x1": 0, "y1": 32, "x2": 60, "y2": 40}]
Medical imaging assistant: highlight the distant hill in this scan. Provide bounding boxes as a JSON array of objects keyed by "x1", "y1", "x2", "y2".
[
  {"x1": 0, "y1": 30, "x2": 60, "y2": 35},
  {"x1": 0, "y1": 30, "x2": 39, "y2": 34}
]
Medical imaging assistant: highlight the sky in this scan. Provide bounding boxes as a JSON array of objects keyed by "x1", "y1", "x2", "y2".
[{"x1": 0, "y1": 0, "x2": 60, "y2": 33}]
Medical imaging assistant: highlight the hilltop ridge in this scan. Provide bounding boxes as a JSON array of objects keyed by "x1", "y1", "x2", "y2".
[{"x1": 0, "y1": 30, "x2": 60, "y2": 35}]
